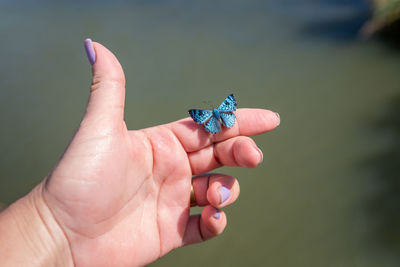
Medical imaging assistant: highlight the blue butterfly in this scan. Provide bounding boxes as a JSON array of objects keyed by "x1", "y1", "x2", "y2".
[{"x1": 189, "y1": 94, "x2": 237, "y2": 134}]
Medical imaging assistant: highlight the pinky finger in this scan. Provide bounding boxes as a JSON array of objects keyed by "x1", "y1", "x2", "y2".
[{"x1": 182, "y1": 205, "x2": 227, "y2": 246}]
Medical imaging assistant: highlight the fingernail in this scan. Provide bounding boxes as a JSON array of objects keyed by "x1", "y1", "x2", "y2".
[
  {"x1": 253, "y1": 144, "x2": 263, "y2": 163},
  {"x1": 219, "y1": 186, "x2": 231, "y2": 204},
  {"x1": 213, "y1": 209, "x2": 221, "y2": 219},
  {"x1": 84, "y1": 38, "x2": 96, "y2": 65},
  {"x1": 275, "y1": 112, "x2": 280, "y2": 126},
  {"x1": 257, "y1": 147, "x2": 263, "y2": 163}
]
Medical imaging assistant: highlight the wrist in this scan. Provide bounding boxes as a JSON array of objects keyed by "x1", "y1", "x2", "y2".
[{"x1": 0, "y1": 182, "x2": 73, "y2": 266}]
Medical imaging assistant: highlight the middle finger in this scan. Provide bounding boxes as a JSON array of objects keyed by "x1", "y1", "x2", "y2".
[{"x1": 188, "y1": 136, "x2": 263, "y2": 175}]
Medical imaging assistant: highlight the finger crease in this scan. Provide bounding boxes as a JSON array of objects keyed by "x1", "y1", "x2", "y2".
[
  {"x1": 207, "y1": 173, "x2": 212, "y2": 188},
  {"x1": 236, "y1": 112, "x2": 242, "y2": 135},
  {"x1": 231, "y1": 141, "x2": 240, "y2": 166},
  {"x1": 212, "y1": 144, "x2": 223, "y2": 167},
  {"x1": 198, "y1": 215, "x2": 205, "y2": 242}
]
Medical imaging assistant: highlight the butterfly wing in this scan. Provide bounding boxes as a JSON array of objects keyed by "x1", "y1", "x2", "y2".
[
  {"x1": 204, "y1": 116, "x2": 221, "y2": 134},
  {"x1": 189, "y1": 109, "x2": 213, "y2": 125},
  {"x1": 217, "y1": 94, "x2": 237, "y2": 112},
  {"x1": 189, "y1": 94, "x2": 237, "y2": 134},
  {"x1": 220, "y1": 112, "x2": 236, "y2": 128},
  {"x1": 217, "y1": 94, "x2": 237, "y2": 128}
]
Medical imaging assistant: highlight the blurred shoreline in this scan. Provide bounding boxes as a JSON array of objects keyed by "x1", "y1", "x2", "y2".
[{"x1": 362, "y1": 0, "x2": 400, "y2": 38}]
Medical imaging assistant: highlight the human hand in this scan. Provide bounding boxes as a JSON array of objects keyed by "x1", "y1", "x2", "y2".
[{"x1": 0, "y1": 40, "x2": 280, "y2": 267}]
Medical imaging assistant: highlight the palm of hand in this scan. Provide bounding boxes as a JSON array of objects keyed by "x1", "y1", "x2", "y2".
[{"x1": 45, "y1": 119, "x2": 194, "y2": 266}]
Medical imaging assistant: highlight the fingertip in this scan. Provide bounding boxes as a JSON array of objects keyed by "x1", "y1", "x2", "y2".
[
  {"x1": 259, "y1": 109, "x2": 280, "y2": 130},
  {"x1": 182, "y1": 207, "x2": 227, "y2": 246},
  {"x1": 82, "y1": 40, "x2": 126, "y2": 124},
  {"x1": 207, "y1": 176, "x2": 240, "y2": 208},
  {"x1": 233, "y1": 138, "x2": 263, "y2": 168},
  {"x1": 207, "y1": 185, "x2": 231, "y2": 207},
  {"x1": 89, "y1": 41, "x2": 125, "y2": 86},
  {"x1": 201, "y1": 205, "x2": 227, "y2": 238}
]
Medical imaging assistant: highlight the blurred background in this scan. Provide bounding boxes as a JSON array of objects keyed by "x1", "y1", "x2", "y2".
[{"x1": 1, "y1": 0, "x2": 400, "y2": 266}]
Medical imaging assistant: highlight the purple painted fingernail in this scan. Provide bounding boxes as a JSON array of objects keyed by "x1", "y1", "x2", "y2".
[
  {"x1": 219, "y1": 186, "x2": 231, "y2": 204},
  {"x1": 84, "y1": 38, "x2": 96, "y2": 65},
  {"x1": 213, "y1": 209, "x2": 221, "y2": 219}
]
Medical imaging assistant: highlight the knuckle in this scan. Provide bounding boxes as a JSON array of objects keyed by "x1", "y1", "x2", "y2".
[{"x1": 91, "y1": 74, "x2": 125, "y2": 92}]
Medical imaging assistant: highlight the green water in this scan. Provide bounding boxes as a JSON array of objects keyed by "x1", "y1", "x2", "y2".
[{"x1": 1, "y1": 1, "x2": 400, "y2": 266}]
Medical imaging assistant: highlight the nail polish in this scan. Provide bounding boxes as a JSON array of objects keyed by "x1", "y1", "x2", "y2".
[
  {"x1": 213, "y1": 209, "x2": 221, "y2": 219},
  {"x1": 84, "y1": 38, "x2": 96, "y2": 65},
  {"x1": 219, "y1": 186, "x2": 231, "y2": 204}
]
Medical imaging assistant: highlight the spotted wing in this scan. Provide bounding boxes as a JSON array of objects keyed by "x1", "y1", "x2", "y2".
[
  {"x1": 204, "y1": 116, "x2": 221, "y2": 134},
  {"x1": 189, "y1": 109, "x2": 213, "y2": 125},
  {"x1": 220, "y1": 112, "x2": 236, "y2": 128},
  {"x1": 217, "y1": 94, "x2": 237, "y2": 112}
]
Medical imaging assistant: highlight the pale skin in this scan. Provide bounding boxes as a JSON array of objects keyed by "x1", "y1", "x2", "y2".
[{"x1": 0, "y1": 42, "x2": 280, "y2": 266}]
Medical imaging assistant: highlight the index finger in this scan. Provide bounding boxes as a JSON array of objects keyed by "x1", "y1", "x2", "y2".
[{"x1": 167, "y1": 108, "x2": 280, "y2": 153}]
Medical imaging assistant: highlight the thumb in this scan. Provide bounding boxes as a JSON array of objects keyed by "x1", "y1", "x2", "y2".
[{"x1": 84, "y1": 39, "x2": 126, "y2": 124}]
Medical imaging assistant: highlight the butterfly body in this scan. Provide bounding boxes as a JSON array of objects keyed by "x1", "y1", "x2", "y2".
[
  {"x1": 189, "y1": 94, "x2": 237, "y2": 134},
  {"x1": 213, "y1": 108, "x2": 221, "y2": 121}
]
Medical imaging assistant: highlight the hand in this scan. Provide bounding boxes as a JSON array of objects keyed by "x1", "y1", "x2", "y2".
[{"x1": 0, "y1": 40, "x2": 280, "y2": 267}]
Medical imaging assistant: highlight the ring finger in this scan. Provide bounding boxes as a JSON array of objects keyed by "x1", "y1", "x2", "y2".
[{"x1": 191, "y1": 173, "x2": 240, "y2": 208}]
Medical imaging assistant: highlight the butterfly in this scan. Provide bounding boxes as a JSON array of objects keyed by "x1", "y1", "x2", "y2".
[{"x1": 189, "y1": 94, "x2": 237, "y2": 134}]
